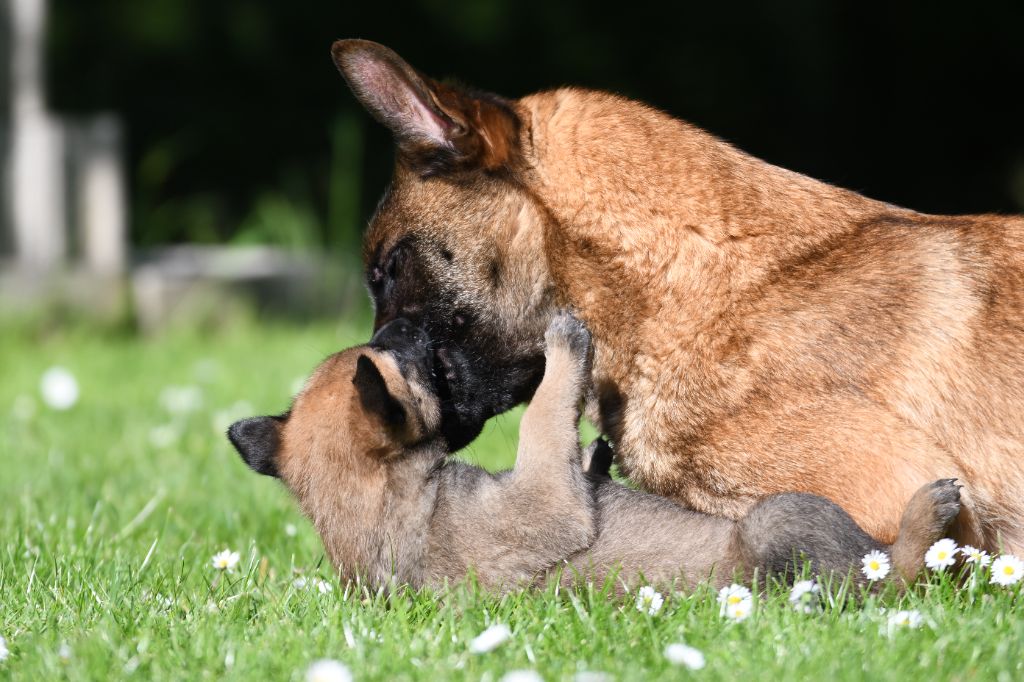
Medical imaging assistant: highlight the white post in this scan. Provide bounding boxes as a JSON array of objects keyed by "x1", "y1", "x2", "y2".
[
  {"x1": 79, "y1": 115, "x2": 127, "y2": 275},
  {"x1": 8, "y1": 0, "x2": 66, "y2": 270}
]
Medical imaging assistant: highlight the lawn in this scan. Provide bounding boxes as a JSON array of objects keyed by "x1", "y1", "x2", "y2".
[{"x1": 1, "y1": 317, "x2": 1022, "y2": 681}]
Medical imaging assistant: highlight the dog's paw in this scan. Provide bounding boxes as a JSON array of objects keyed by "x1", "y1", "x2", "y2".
[{"x1": 545, "y1": 310, "x2": 592, "y2": 363}]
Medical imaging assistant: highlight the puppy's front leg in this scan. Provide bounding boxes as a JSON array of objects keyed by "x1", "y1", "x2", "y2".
[
  {"x1": 497, "y1": 312, "x2": 596, "y2": 565},
  {"x1": 515, "y1": 311, "x2": 592, "y2": 480},
  {"x1": 468, "y1": 311, "x2": 596, "y2": 587}
]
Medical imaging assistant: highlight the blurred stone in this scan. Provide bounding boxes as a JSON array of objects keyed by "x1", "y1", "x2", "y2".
[
  {"x1": 0, "y1": 261, "x2": 127, "y2": 319},
  {"x1": 130, "y1": 245, "x2": 359, "y2": 332},
  {"x1": 0, "y1": 245, "x2": 363, "y2": 330}
]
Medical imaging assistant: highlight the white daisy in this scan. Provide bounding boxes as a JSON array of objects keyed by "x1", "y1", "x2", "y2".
[
  {"x1": 306, "y1": 659, "x2": 353, "y2": 682},
  {"x1": 887, "y1": 609, "x2": 923, "y2": 630},
  {"x1": 285, "y1": 523, "x2": 299, "y2": 537},
  {"x1": 500, "y1": 671, "x2": 544, "y2": 682},
  {"x1": 990, "y1": 554, "x2": 1024, "y2": 586},
  {"x1": 0, "y1": 635, "x2": 9, "y2": 662},
  {"x1": 58, "y1": 642, "x2": 72, "y2": 663},
  {"x1": 664, "y1": 642, "x2": 706, "y2": 670},
  {"x1": 40, "y1": 366, "x2": 79, "y2": 410},
  {"x1": 789, "y1": 579, "x2": 821, "y2": 613},
  {"x1": 924, "y1": 538, "x2": 959, "y2": 571},
  {"x1": 635, "y1": 585, "x2": 664, "y2": 615},
  {"x1": 293, "y1": 577, "x2": 309, "y2": 590},
  {"x1": 315, "y1": 579, "x2": 334, "y2": 594},
  {"x1": 961, "y1": 545, "x2": 991, "y2": 567},
  {"x1": 211, "y1": 549, "x2": 240, "y2": 572},
  {"x1": 724, "y1": 596, "x2": 753, "y2": 621},
  {"x1": 717, "y1": 583, "x2": 752, "y2": 614},
  {"x1": 862, "y1": 550, "x2": 891, "y2": 581},
  {"x1": 469, "y1": 623, "x2": 511, "y2": 653}
]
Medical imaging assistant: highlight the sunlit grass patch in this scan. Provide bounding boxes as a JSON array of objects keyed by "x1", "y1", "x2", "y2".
[{"x1": 1, "y1": 319, "x2": 1022, "y2": 680}]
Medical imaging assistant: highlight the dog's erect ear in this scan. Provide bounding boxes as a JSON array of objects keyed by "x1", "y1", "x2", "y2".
[
  {"x1": 228, "y1": 416, "x2": 284, "y2": 477},
  {"x1": 331, "y1": 39, "x2": 519, "y2": 173},
  {"x1": 353, "y1": 354, "x2": 407, "y2": 429}
]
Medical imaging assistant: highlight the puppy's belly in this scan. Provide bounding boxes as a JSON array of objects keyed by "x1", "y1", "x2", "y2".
[{"x1": 564, "y1": 482, "x2": 735, "y2": 590}]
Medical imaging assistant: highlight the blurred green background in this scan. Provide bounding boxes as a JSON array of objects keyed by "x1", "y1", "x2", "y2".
[{"x1": 40, "y1": 0, "x2": 1024, "y2": 254}]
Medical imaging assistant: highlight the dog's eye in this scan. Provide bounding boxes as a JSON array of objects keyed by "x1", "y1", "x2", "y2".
[
  {"x1": 386, "y1": 249, "x2": 401, "y2": 280},
  {"x1": 369, "y1": 265, "x2": 384, "y2": 286}
]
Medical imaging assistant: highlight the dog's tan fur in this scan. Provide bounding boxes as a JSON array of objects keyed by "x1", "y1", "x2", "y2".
[
  {"x1": 333, "y1": 40, "x2": 1024, "y2": 553},
  {"x1": 229, "y1": 314, "x2": 961, "y2": 592}
]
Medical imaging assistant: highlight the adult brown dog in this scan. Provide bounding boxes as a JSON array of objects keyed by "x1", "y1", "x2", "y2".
[{"x1": 331, "y1": 39, "x2": 1024, "y2": 553}]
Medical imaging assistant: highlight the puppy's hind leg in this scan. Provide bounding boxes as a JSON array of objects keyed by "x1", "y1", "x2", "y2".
[
  {"x1": 889, "y1": 479, "x2": 962, "y2": 580},
  {"x1": 733, "y1": 493, "x2": 885, "y2": 581}
]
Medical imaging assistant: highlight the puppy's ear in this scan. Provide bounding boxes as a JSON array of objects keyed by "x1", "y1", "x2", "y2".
[
  {"x1": 228, "y1": 416, "x2": 283, "y2": 477},
  {"x1": 331, "y1": 39, "x2": 518, "y2": 173},
  {"x1": 353, "y1": 354, "x2": 407, "y2": 429}
]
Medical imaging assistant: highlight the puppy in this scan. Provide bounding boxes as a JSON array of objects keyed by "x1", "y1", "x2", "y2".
[{"x1": 228, "y1": 313, "x2": 961, "y2": 592}]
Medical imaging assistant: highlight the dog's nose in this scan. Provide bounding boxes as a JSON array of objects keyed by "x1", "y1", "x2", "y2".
[{"x1": 370, "y1": 318, "x2": 426, "y2": 347}]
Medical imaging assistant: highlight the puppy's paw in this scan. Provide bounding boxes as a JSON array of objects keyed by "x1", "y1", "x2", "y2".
[
  {"x1": 545, "y1": 310, "x2": 592, "y2": 365},
  {"x1": 904, "y1": 478, "x2": 962, "y2": 540},
  {"x1": 924, "y1": 478, "x2": 963, "y2": 533},
  {"x1": 891, "y1": 478, "x2": 964, "y2": 581}
]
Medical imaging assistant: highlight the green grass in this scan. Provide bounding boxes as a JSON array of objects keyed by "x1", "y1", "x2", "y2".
[{"x1": 1, "y1": 319, "x2": 1022, "y2": 681}]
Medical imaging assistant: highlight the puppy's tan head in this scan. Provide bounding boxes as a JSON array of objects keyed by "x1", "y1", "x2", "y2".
[{"x1": 227, "y1": 319, "x2": 442, "y2": 491}]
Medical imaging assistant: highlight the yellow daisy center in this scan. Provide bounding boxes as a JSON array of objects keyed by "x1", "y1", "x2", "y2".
[
  {"x1": 728, "y1": 595, "x2": 742, "y2": 604},
  {"x1": 1004, "y1": 565, "x2": 1015, "y2": 575},
  {"x1": 869, "y1": 560, "x2": 880, "y2": 570},
  {"x1": 937, "y1": 551, "x2": 948, "y2": 560}
]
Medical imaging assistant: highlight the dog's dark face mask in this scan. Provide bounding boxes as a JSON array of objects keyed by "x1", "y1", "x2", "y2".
[{"x1": 365, "y1": 234, "x2": 547, "y2": 452}]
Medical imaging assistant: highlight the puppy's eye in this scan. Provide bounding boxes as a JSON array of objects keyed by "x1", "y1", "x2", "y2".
[{"x1": 369, "y1": 265, "x2": 384, "y2": 286}]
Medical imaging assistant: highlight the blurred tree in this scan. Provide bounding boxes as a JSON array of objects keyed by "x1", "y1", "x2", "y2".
[{"x1": 46, "y1": 0, "x2": 1024, "y2": 249}]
